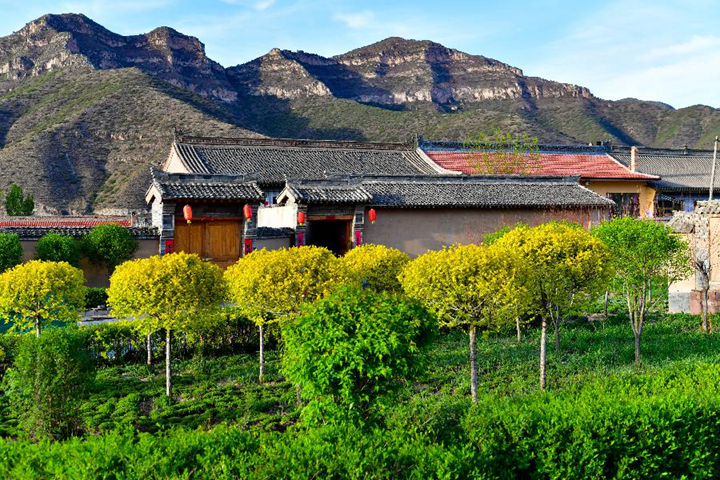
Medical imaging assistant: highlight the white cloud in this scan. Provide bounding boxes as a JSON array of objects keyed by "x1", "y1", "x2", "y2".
[
  {"x1": 647, "y1": 35, "x2": 720, "y2": 59},
  {"x1": 334, "y1": 10, "x2": 375, "y2": 29},
  {"x1": 59, "y1": 0, "x2": 172, "y2": 17},
  {"x1": 221, "y1": 0, "x2": 277, "y2": 10}
]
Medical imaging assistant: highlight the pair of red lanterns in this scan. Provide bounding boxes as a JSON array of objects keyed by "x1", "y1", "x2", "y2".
[
  {"x1": 295, "y1": 209, "x2": 376, "y2": 226},
  {"x1": 182, "y1": 204, "x2": 254, "y2": 224}
]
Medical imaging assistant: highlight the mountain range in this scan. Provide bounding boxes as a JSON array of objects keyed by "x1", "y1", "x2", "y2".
[{"x1": 0, "y1": 13, "x2": 718, "y2": 213}]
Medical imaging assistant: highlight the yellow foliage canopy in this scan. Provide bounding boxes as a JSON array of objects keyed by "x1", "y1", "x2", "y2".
[
  {"x1": 107, "y1": 252, "x2": 226, "y2": 334},
  {"x1": 339, "y1": 244, "x2": 410, "y2": 292},
  {"x1": 0, "y1": 260, "x2": 85, "y2": 331},
  {"x1": 225, "y1": 246, "x2": 339, "y2": 325}
]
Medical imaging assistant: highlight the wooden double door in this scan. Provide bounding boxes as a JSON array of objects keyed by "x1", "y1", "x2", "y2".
[{"x1": 175, "y1": 220, "x2": 241, "y2": 268}]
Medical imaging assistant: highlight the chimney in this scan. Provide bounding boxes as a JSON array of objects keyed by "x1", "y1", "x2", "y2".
[{"x1": 630, "y1": 146, "x2": 638, "y2": 172}]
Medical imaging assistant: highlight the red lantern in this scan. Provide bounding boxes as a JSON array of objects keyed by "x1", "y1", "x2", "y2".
[
  {"x1": 368, "y1": 208, "x2": 377, "y2": 224},
  {"x1": 243, "y1": 204, "x2": 253, "y2": 220},
  {"x1": 183, "y1": 205, "x2": 193, "y2": 224},
  {"x1": 297, "y1": 211, "x2": 306, "y2": 226}
]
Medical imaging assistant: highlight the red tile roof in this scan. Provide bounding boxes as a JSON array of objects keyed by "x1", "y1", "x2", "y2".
[
  {"x1": 0, "y1": 217, "x2": 131, "y2": 228},
  {"x1": 425, "y1": 151, "x2": 659, "y2": 181}
]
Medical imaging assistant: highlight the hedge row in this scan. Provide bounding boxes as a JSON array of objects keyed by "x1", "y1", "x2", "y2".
[{"x1": 2, "y1": 362, "x2": 720, "y2": 478}]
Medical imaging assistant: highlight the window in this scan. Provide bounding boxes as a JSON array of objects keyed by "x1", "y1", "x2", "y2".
[
  {"x1": 264, "y1": 190, "x2": 282, "y2": 205},
  {"x1": 607, "y1": 193, "x2": 640, "y2": 217}
]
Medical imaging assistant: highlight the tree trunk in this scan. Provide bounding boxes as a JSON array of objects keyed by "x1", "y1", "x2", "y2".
[
  {"x1": 634, "y1": 331, "x2": 641, "y2": 370},
  {"x1": 165, "y1": 328, "x2": 172, "y2": 397},
  {"x1": 258, "y1": 324, "x2": 265, "y2": 383},
  {"x1": 516, "y1": 317, "x2": 522, "y2": 343},
  {"x1": 147, "y1": 334, "x2": 152, "y2": 365},
  {"x1": 604, "y1": 291, "x2": 609, "y2": 320},
  {"x1": 469, "y1": 325, "x2": 478, "y2": 403},
  {"x1": 35, "y1": 318, "x2": 40, "y2": 338},
  {"x1": 540, "y1": 316, "x2": 547, "y2": 390},
  {"x1": 703, "y1": 289, "x2": 709, "y2": 333}
]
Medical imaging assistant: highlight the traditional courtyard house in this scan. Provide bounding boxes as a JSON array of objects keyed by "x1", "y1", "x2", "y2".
[
  {"x1": 146, "y1": 134, "x2": 613, "y2": 260},
  {"x1": 610, "y1": 146, "x2": 719, "y2": 217},
  {"x1": 0, "y1": 216, "x2": 158, "y2": 286},
  {"x1": 421, "y1": 140, "x2": 659, "y2": 218}
]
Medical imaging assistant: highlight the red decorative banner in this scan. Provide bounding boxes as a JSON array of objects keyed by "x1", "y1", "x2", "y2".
[
  {"x1": 297, "y1": 232, "x2": 305, "y2": 247},
  {"x1": 244, "y1": 238, "x2": 254, "y2": 255},
  {"x1": 164, "y1": 239, "x2": 175, "y2": 255},
  {"x1": 354, "y1": 230, "x2": 363, "y2": 247}
]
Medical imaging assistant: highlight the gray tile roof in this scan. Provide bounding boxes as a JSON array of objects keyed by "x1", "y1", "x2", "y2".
[
  {"x1": 148, "y1": 168, "x2": 264, "y2": 202},
  {"x1": 281, "y1": 184, "x2": 373, "y2": 204},
  {"x1": 281, "y1": 176, "x2": 613, "y2": 209},
  {"x1": 612, "y1": 147, "x2": 718, "y2": 192},
  {"x1": 0, "y1": 226, "x2": 158, "y2": 240},
  {"x1": 172, "y1": 136, "x2": 444, "y2": 183},
  {"x1": 361, "y1": 176, "x2": 613, "y2": 208}
]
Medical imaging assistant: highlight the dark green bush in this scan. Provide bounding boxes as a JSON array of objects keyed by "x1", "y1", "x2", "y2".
[
  {"x1": 282, "y1": 286, "x2": 436, "y2": 423},
  {"x1": 35, "y1": 233, "x2": 81, "y2": 266},
  {"x1": 0, "y1": 233, "x2": 23, "y2": 273},
  {"x1": 83, "y1": 224, "x2": 138, "y2": 272},
  {"x1": 4, "y1": 328, "x2": 95, "y2": 440},
  {"x1": 84, "y1": 287, "x2": 108, "y2": 309}
]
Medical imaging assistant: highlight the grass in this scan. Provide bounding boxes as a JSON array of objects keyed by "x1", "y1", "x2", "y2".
[{"x1": 1, "y1": 311, "x2": 716, "y2": 440}]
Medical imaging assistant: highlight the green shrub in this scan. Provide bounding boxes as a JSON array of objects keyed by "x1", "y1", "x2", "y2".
[
  {"x1": 0, "y1": 233, "x2": 22, "y2": 273},
  {"x1": 35, "y1": 233, "x2": 81, "y2": 266},
  {"x1": 282, "y1": 286, "x2": 436, "y2": 423},
  {"x1": 4, "y1": 328, "x2": 95, "y2": 440},
  {"x1": 84, "y1": 287, "x2": 108, "y2": 309},
  {"x1": 83, "y1": 224, "x2": 138, "y2": 273}
]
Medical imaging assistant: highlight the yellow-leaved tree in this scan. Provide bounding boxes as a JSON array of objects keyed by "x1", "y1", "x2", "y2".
[
  {"x1": 339, "y1": 244, "x2": 410, "y2": 293},
  {"x1": 494, "y1": 222, "x2": 613, "y2": 389},
  {"x1": 0, "y1": 260, "x2": 85, "y2": 337},
  {"x1": 107, "y1": 252, "x2": 226, "y2": 396},
  {"x1": 225, "y1": 246, "x2": 339, "y2": 382},
  {"x1": 400, "y1": 244, "x2": 519, "y2": 403}
]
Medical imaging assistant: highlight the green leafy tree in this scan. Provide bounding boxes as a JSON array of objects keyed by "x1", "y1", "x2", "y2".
[
  {"x1": 593, "y1": 217, "x2": 691, "y2": 367},
  {"x1": 340, "y1": 244, "x2": 410, "y2": 293},
  {"x1": 282, "y1": 286, "x2": 436, "y2": 423},
  {"x1": 400, "y1": 244, "x2": 517, "y2": 402},
  {"x1": 463, "y1": 130, "x2": 541, "y2": 174},
  {"x1": 4, "y1": 184, "x2": 34, "y2": 216},
  {"x1": 495, "y1": 222, "x2": 612, "y2": 389},
  {"x1": 0, "y1": 233, "x2": 23, "y2": 273},
  {"x1": 107, "y1": 252, "x2": 226, "y2": 396},
  {"x1": 225, "y1": 247, "x2": 339, "y2": 382},
  {"x1": 36, "y1": 233, "x2": 81, "y2": 266},
  {"x1": 4, "y1": 328, "x2": 94, "y2": 440},
  {"x1": 84, "y1": 224, "x2": 138, "y2": 274},
  {"x1": 0, "y1": 261, "x2": 85, "y2": 337}
]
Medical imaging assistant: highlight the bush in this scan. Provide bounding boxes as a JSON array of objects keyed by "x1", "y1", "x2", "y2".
[
  {"x1": 340, "y1": 243, "x2": 410, "y2": 292},
  {"x1": 0, "y1": 233, "x2": 22, "y2": 273},
  {"x1": 282, "y1": 286, "x2": 436, "y2": 423},
  {"x1": 83, "y1": 224, "x2": 138, "y2": 273},
  {"x1": 84, "y1": 287, "x2": 108, "y2": 309},
  {"x1": 35, "y1": 233, "x2": 81, "y2": 266},
  {"x1": 4, "y1": 328, "x2": 95, "y2": 440}
]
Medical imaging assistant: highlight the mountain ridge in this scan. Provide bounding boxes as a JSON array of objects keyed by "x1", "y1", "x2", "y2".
[{"x1": 0, "y1": 13, "x2": 718, "y2": 214}]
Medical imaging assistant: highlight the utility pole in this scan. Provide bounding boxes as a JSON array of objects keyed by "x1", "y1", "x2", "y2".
[{"x1": 710, "y1": 136, "x2": 719, "y2": 201}]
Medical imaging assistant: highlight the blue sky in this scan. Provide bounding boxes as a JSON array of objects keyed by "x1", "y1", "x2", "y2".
[{"x1": 1, "y1": 0, "x2": 719, "y2": 108}]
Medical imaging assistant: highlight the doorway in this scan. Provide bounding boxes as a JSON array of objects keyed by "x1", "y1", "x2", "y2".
[
  {"x1": 174, "y1": 220, "x2": 241, "y2": 268},
  {"x1": 306, "y1": 219, "x2": 352, "y2": 256}
]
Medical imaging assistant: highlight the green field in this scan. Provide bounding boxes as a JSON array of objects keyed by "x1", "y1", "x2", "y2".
[{"x1": 2, "y1": 311, "x2": 720, "y2": 478}]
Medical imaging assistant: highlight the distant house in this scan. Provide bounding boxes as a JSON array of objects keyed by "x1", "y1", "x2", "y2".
[
  {"x1": 610, "y1": 146, "x2": 719, "y2": 217},
  {"x1": 421, "y1": 140, "x2": 659, "y2": 218},
  {"x1": 146, "y1": 134, "x2": 613, "y2": 262}
]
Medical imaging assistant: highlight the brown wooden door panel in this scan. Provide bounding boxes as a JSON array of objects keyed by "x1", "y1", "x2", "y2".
[
  {"x1": 204, "y1": 221, "x2": 241, "y2": 268},
  {"x1": 175, "y1": 223, "x2": 204, "y2": 256}
]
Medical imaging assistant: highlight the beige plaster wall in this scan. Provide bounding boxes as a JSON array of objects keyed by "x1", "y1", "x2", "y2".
[
  {"x1": 586, "y1": 181, "x2": 656, "y2": 218},
  {"x1": 20, "y1": 239, "x2": 158, "y2": 288},
  {"x1": 256, "y1": 237, "x2": 292, "y2": 251},
  {"x1": 362, "y1": 207, "x2": 597, "y2": 258}
]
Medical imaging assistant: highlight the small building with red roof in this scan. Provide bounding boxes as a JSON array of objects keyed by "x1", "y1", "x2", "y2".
[{"x1": 422, "y1": 141, "x2": 660, "y2": 218}]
